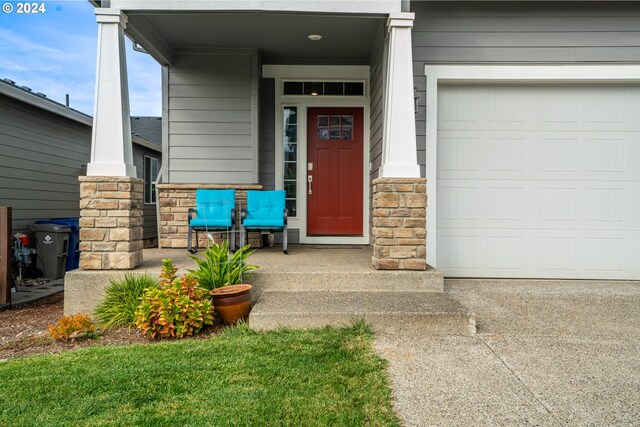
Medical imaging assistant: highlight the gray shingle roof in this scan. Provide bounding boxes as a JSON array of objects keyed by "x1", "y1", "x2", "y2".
[{"x1": 131, "y1": 116, "x2": 162, "y2": 148}]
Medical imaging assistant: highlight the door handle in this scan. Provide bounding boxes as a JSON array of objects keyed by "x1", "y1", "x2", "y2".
[{"x1": 307, "y1": 175, "x2": 313, "y2": 195}]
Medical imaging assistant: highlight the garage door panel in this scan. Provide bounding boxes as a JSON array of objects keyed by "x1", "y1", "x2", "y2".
[
  {"x1": 438, "y1": 228, "x2": 640, "y2": 279},
  {"x1": 437, "y1": 84, "x2": 640, "y2": 279},
  {"x1": 439, "y1": 180, "x2": 640, "y2": 233},
  {"x1": 439, "y1": 85, "x2": 640, "y2": 132},
  {"x1": 438, "y1": 131, "x2": 640, "y2": 181}
]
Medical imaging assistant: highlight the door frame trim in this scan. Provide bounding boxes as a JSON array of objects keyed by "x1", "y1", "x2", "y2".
[
  {"x1": 424, "y1": 64, "x2": 640, "y2": 268},
  {"x1": 263, "y1": 65, "x2": 371, "y2": 244}
]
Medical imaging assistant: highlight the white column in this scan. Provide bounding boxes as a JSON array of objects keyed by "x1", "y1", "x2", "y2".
[
  {"x1": 379, "y1": 13, "x2": 420, "y2": 178},
  {"x1": 87, "y1": 9, "x2": 136, "y2": 177}
]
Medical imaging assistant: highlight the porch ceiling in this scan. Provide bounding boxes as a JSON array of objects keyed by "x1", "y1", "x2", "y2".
[{"x1": 126, "y1": 12, "x2": 385, "y2": 65}]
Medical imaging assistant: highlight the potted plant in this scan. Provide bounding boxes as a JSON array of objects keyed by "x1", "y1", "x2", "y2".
[{"x1": 189, "y1": 240, "x2": 259, "y2": 325}]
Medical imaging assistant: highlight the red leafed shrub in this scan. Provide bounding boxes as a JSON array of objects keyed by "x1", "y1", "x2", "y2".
[
  {"x1": 135, "y1": 272, "x2": 214, "y2": 339},
  {"x1": 48, "y1": 314, "x2": 97, "y2": 341}
]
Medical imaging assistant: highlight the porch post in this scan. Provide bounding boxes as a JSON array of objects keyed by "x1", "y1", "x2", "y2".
[
  {"x1": 372, "y1": 13, "x2": 426, "y2": 271},
  {"x1": 78, "y1": 9, "x2": 143, "y2": 270},
  {"x1": 87, "y1": 9, "x2": 136, "y2": 178},
  {"x1": 379, "y1": 13, "x2": 420, "y2": 179}
]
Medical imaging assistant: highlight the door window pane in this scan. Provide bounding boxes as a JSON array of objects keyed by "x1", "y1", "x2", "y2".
[
  {"x1": 330, "y1": 115, "x2": 341, "y2": 140},
  {"x1": 341, "y1": 115, "x2": 353, "y2": 140},
  {"x1": 344, "y1": 82, "x2": 364, "y2": 96},
  {"x1": 283, "y1": 81, "x2": 303, "y2": 95},
  {"x1": 284, "y1": 143, "x2": 297, "y2": 161},
  {"x1": 324, "y1": 82, "x2": 343, "y2": 95},
  {"x1": 304, "y1": 82, "x2": 322, "y2": 96},
  {"x1": 284, "y1": 162, "x2": 296, "y2": 180},
  {"x1": 286, "y1": 199, "x2": 297, "y2": 217},
  {"x1": 283, "y1": 107, "x2": 297, "y2": 217},
  {"x1": 317, "y1": 115, "x2": 329, "y2": 140},
  {"x1": 284, "y1": 181, "x2": 296, "y2": 199}
]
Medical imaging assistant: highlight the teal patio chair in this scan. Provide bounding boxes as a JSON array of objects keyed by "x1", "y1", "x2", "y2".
[
  {"x1": 240, "y1": 190, "x2": 288, "y2": 254},
  {"x1": 187, "y1": 189, "x2": 236, "y2": 253}
]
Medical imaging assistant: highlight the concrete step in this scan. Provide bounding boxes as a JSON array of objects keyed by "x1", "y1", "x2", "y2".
[
  {"x1": 248, "y1": 268, "x2": 443, "y2": 293},
  {"x1": 248, "y1": 291, "x2": 476, "y2": 336}
]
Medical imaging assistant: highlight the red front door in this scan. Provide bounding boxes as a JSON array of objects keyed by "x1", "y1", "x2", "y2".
[{"x1": 307, "y1": 108, "x2": 363, "y2": 235}]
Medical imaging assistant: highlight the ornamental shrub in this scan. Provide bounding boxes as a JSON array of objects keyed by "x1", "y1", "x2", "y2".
[
  {"x1": 135, "y1": 273, "x2": 214, "y2": 339},
  {"x1": 94, "y1": 273, "x2": 160, "y2": 329},
  {"x1": 189, "y1": 241, "x2": 258, "y2": 291},
  {"x1": 48, "y1": 314, "x2": 97, "y2": 341},
  {"x1": 160, "y1": 257, "x2": 178, "y2": 286}
]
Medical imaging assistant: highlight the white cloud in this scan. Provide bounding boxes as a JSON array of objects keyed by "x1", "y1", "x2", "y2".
[{"x1": 0, "y1": 2, "x2": 161, "y2": 116}]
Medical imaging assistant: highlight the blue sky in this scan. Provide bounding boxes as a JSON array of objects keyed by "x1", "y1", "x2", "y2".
[{"x1": 0, "y1": 0, "x2": 160, "y2": 116}]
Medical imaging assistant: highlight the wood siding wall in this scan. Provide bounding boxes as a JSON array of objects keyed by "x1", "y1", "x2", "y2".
[
  {"x1": 411, "y1": 1, "x2": 640, "y2": 177},
  {"x1": 369, "y1": 23, "x2": 386, "y2": 182},
  {"x1": 167, "y1": 53, "x2": 257, "y2": 184},
  {"x1": 0, "y1": 95, "x2": 89, "y2": 232},
  {"x1": 369, "y1": 23, "x2": 386, "y2": 237},
  {"x1": 0, "y1": 94, "x2": 161, "y2": 239}
]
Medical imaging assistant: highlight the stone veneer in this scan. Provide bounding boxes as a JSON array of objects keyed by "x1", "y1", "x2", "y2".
[
  {"x1": 371, "y1": 177, "x2": 427, "y2": 270},
  {"x1": 79, "y1": 176, "x2": 144, "y2": 270},
  {"x1": 158, "y1": 184, "x2": 264, "y2": 249}
]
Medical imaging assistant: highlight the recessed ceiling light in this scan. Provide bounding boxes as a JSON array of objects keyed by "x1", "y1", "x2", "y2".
[{"x1": 308, "y1": 34, "x2": 323, "y2": 41}]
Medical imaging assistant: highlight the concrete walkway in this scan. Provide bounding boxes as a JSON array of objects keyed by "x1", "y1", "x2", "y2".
[{"x1": 376, "y1": 279, "x2": 640, "y2": 426}]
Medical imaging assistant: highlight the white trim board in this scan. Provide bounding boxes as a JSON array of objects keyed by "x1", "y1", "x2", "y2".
[
  {"x1": 263, "y1": 65, "x2": 371, "y2": 245},
  {"x1": 423, "y1": 64, "x2": 640, "y2": 268}
]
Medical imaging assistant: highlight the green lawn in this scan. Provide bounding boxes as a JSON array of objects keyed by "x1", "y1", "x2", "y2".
[{"x1": 0, "y1": 323, "x2": 399, "y2": 427}]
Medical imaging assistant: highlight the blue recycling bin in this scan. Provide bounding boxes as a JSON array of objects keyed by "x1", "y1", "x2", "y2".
[{"x1": 35, "y1": 217, "x2": 80, "y2": 271}]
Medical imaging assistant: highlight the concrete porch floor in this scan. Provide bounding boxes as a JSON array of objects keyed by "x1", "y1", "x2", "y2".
[
  {"x1": 136, "y1": 245, "x2": 443, "y2": 293},
  {"x1": 65, "y1": 245, "x2": 474, "y2": 334}
]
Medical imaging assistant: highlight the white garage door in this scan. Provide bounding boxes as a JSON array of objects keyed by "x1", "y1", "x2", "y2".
[{"x1": 437, "y1": 84, "x2": 640, "y2": 279}]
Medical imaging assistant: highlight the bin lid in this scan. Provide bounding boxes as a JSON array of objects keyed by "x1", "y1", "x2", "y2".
[
  {"x1": 30, "y1": 223, "x2": 71, "y2": 233},
  {"x1": 35, "y1": 218, "x2": 79, "y2": 227}
]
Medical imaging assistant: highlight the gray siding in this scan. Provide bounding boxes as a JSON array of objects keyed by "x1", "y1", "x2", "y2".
[
  {"x1": 369, "y1": 23, "x2": 386, "y2": 182},
  {"x1": 369, "y1": 23, "x2": 386, "y2": 238},
  {"x1": 411, "y1": 1, "x2": 640, "y2": 177},
  {"x1": 132, "y1": 145, "x2": 161, "y2": 240},
  {"x1": 0, "y1": 93, "x2": 161, "y2": 240},
  {"x1": 167, "y1": 53, "x2": 257, "y2": 184},
  {"x1": 259, "y1": 78, "x2": 275, "y2": 190},
  {"x1": 0, "y1": 95, "x2": 89, "y2": 232}
]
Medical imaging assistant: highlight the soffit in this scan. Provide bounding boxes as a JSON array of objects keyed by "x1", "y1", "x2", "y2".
[{"x1": 126, "y1": 12, "x2": 384, "y2": 64}]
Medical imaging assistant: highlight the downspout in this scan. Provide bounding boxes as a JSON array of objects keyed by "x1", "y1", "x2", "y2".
[{"x1": 154, "y1": 164, "x2": 166, "y2": 248}]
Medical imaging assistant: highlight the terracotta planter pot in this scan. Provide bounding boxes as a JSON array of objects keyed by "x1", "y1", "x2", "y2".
[{"x1": 210, "y1": 284, "x2": 253, "y2": 325}]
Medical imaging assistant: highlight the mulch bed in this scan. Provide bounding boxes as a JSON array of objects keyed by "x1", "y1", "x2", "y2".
[{"x1": 0, "y1": 292, "x2": 224, "y2": 360}]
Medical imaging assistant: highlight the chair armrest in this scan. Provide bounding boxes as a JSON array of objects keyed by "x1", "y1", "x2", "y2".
[
  {"x1": 241, "y1": 208, "x2": 247, "y2": 221},
  {"x1": 231, "y1": 208, "x2": 236, "y2": 225},
  {"x1": 283, "y1": 208, "x2": 288, "y2": 225},
  {"x1": 188, "y1": 208, "x2": 197, "y2": 221}
]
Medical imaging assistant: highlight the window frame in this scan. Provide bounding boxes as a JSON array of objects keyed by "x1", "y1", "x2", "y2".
[{"x1": 143, "y1": 155, "x2": 159, "y2": 205}]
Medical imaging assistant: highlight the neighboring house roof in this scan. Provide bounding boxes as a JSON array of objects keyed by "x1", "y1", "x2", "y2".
[
  {"x1": 0, "y1": 78, "x2": 161, "y2": 153},
  {"x1": 131, "y1": 116, "x2": 162, "y2": 148}
]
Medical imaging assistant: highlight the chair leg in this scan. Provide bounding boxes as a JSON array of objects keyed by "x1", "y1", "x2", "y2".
[
  {"x1": 283, "y1": 224, "x2": 288, "y2": 254},
  {"x1": 240, "y1": 226, "x2": 245, "y2": 248},
  {"x1": 229, "y1": 224, "x2": 236, "y2": 252},
  {"x1": 188, "y1": 225, "x2": 196, "y2": 253}
]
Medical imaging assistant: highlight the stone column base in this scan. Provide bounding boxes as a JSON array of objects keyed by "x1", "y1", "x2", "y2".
[
  {"x1": 79, "y1": 176, "x2": 144, "y2": 270},
  {"x1": 372, "y1": 177, "x2": 426, "y2": 270}
]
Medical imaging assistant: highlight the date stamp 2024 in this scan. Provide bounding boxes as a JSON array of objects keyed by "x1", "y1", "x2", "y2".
[{"x1": 3, "y1": 2, "x2": 47, "y2": 14}]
